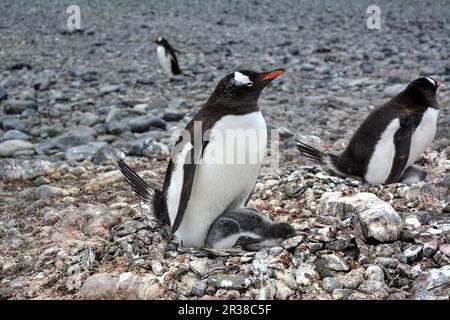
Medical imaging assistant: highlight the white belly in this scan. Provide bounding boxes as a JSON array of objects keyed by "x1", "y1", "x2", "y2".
[
  {"x1": 172, "y1": 111, "x2": 267, "y2": 247},
  {"x1": 156, "y1": 46, "x2": 172, "y2": 75},
  {"x1": 406, "y1": 107, "x2": 439, "y2": 167},
  {"x1": 364, "y1": 118, "x2": 400, "y2": 184}
]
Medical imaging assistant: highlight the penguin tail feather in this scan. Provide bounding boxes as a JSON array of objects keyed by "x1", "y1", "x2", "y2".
[
  {"x1": 295, "y1": 140, "x2": 325, "y2": 163},
  {"x1": 295, "y1": 140, "x2": 347, "y2": 177},
  {"x1": 117, "y1": 159, "x2": 168, "y2": 224}
]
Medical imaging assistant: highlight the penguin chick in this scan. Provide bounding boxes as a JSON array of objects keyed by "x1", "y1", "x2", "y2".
[
  {"x1": 296, "y1": 77, "x2": 443, "y2": 185},
  {"x1": 205, "y1": 208, "x2": 296, "y2": 251}
]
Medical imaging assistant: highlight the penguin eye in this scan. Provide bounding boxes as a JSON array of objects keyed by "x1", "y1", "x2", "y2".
[{"x1": 246, "y1": 81, "x2": 253, "y2": 87}]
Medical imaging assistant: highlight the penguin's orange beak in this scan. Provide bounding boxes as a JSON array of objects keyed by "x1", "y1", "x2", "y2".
[{"x1": 261, "y1": 69, "x2": 285, "y2": 81}]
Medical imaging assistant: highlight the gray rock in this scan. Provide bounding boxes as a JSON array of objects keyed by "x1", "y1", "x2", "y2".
[
  {"x1": 92, "y1": 146, "x2": 125, "y2": 165},
  {"x1": 295, "y1": 262, "x2": 319, "y2": 286},
  {"x1": 358, "y1": 280, "x2": 386, "y2": 294},
  {"x1": 83, "y1": 212, "x2": 121, "y2": 236},
  {"x1": 191, "y1": 281, "x2": 206, "y2": 296},
  {"x1": 282, "y1": 235, "x2": 303, "y2": 250},
  {"x1": 322, "y1": 254, "x2": 349, "y2": 271},
  {"x1": 3, "y1": 100, "x2": 38, "y2": 115},
  {"x1": 127, "y1": 116, "x2": 166, "y2": 133},
  {"x1": 107, "y1": 121, "x2": 130, "y2": 135},
  {"x1": 80, "y1": 273, "x2": 118, "y2": 299},
  {"x1": 206, "y1": 274, "x2": 252, "y2": 290},
  {"x1": 341, "y1": 270, "x2": 365, "y2": 289},
  {"x1": 412, "y1": 265, "x2": 450, "y2": 299},
  {"x1": 301, "y1": 63, "x2": 315, "y2": 71},
  {"x1": 0, "y1": 159, "x2": 56, "y2": 182},
  {"x1": 0, "y1": 85, "x2": 7, "y2": 101},
  {"x1": 383, "y1": 84, "x2": 407, "y2": 97},
  {"x1": 0, "y1": 139, "x2": 34, "y2": 157},
  {"x1": 65, "y1": 142, "x2": 107, "y2": 161},
  {"x1": 34, "y1": 176, "x2": 51, "y2": 186},
  {"x1": 365, "y1": 265, "x2": 385, "y2": 282},
  {"x1": 275, "y1": 281, "x2": 295, "y2": 300},
  {"x1": 168, "y1": 98, "x2": 185, "y2": 109},
  {"x1": 332, "y1": 288, "x2": 355, "y2": 300},
  {"x1": 319, "y1": 192, "x2": 402, "y2": 242},
  {"x1": 142, "y1": 142, "x2": 170, "y2": 160},
  {"x1": 316, "y1": 63, "x2": 331, "y2": 74},
  {"x1": 162, "y1": 112, "x2": 185, "y2": 122},
  {"x1": 99, "y1": 84, "x2": 121, "y2": 95},
  {"x1": 403, "y1": 245, "x2": 423, "y2": 264},
  {"x1": 423, "y1": 240, "x2": 438, "y2": 258},
  {"x1": 80, "y1": 112, "x2": 101, "y2": 126},
  {"x1": 2, "y1": 118, "x2": 32, "y2": 133},
  {"x1": 35, "y1": 185, "x2": 69, "y2": 199},
  {"x1": 42, "y1": 209, "x2": 61, "y2": 226},
  {"x1": 105, "y1": 106, "x2": 130, "y2": 123},
  {"x1": 0, "y1": 130, "x2": 31, "y2": 142},
  {"x1": 322, "y1": 277, "x2": 344, "y2": 292},
  {"x1": 150, "y1": 261, "x2": 164, "y2": 276},
  {"x1": 66, "y1": 126, "x2": 97, "y2": 138},
  {"x1": 55, "y1": 135, "x2": 93, "y2": 152}
]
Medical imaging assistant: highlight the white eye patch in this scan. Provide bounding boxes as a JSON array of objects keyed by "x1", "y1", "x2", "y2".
[
  {"x1": 158, "y1": 37, "x2": 162, "y2": 42},
  {"x1": 425, "y1": 77, "x2": 436, "y2": 86},
  {"x1": 233, "y1": 71, "x2": 253, "y2": 86}
]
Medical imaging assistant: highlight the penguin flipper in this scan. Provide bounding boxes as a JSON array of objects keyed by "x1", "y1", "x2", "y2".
[
  {"x1": 170, "y1": 55, "x2": 182, "y2": 75},
  {"x1": 385, "y1": 124, "x2": 413, "y2": 184},
  {"x1": 117, "y1": 159, "x2": 169, "y2": 224},
  {"x1": 171, "y1": 140, "x2": 209, "y2": 233}
]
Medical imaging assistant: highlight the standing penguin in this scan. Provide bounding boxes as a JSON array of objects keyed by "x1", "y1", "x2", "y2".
[
  {"x1": 296, "y1": 77, "x2": 443, "y2": 185},
  {"x1": 205, "y1": 208, "x2": 295, "y2": 250},
  {"x1": 155, "y1": 37, "x2": 182, "y2": 76},
  {"x1": 118, "y1": 68, "x2": 285, "y2": 247}
]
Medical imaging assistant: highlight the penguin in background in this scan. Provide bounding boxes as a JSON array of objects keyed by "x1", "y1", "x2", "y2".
[
  {"x1": 296, "y1": 77, "x2": 443, "y2": 185},
  {"x1": 205, "y1": 208, "x2": 296, "y2": 250},
  {"x1": 155, "y1": 37, "x2": 182, "y2": 76},
  {"x1": 119, "y1": 68, "x2": 285, "y2": 248}
]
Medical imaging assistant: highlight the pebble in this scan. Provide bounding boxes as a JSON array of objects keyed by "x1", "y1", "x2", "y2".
[
  {"x1": 319, "y1": 192, "x2": 402, "y2": 242},
  {"x1": 35, "y1": 185, "x2": 69, "y2": 199},
  {"x1": 322, "y1": 254, "x2": 349, "y2": 271},
  {"x1": 99, "y1": 84, "x2": 121, "y2": 95},
  {"x1": 4, "y1": 100, "x2": 38, "y2": 114},
  {"x1": 322, "y1": 277, "x2": 344, "y2": 292},
  {"x1": 0, "y1": 139, "x2": 34, "y2": 157}
]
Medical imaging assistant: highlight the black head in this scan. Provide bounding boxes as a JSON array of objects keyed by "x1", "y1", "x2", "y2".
[
  {"x1": 206, "y1": 69, "x2": 285, "y2": 106},
  {"x1": 267, "y1": 223, "x2": 296, "y2": 240},
  {"x1": 154, "y1": 37, "x2": 169, "y2": 46},
  {"x1": 402, "y1": 77, "x2": 443, "y2": 108}
]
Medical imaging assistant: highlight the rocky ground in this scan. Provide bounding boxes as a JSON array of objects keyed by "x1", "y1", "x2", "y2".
[{"x1": 0, "y1": 0, "x2": 449, "y2": 300}]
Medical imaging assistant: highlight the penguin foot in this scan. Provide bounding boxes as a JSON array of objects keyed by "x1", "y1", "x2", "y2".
[{"x1": 399, "y1": 165, "x2": 428, "y2": 185}]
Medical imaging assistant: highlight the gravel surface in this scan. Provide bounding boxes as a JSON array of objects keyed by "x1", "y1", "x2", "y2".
[{"x1": 0, "y1": 0, "x2": 449, "y2": 300}]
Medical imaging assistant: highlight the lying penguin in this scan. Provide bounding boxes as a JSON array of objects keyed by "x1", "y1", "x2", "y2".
[
  {"x1": 296, "y1": 77, "x2": 443, "y2": 185},
  {"x1": 205, "y1": 208, "x2": 295, "y2": 251}
]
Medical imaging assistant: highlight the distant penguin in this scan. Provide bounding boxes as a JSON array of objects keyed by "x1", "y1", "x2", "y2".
[
  {"x1": 205, "y1": 208, "x2": 296, "y2": 250},
  {"x1": 155, "y1": 37, "x2": 182, "y2": 75},
  {"x1": 118, "y1": 68, "x2": 285, "y2": 247},
  {"x1": 296, "y1": 77, "x2": 443, "y2": 185}
]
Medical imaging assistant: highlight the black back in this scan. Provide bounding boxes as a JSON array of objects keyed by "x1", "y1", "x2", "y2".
[{"x1": 334, "y1": 77, "x2": 441, "y2": 178}]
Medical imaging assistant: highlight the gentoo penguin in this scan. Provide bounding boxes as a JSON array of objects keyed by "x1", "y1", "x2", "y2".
[
  {"x1": 296, "y1": 77, "x2": 443, "y2": 185},
  {"x1": 118, "y1": 68, "x2": 285, "y2": 247},
  {"x1": 205, "y1": 208, "x2": 296, "y2": 250},
  {"x1": 155, "y1": 37, "x2": 182, "y2": 75}
]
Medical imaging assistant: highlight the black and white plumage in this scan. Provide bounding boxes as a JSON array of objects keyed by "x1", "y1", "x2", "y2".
[
  {"x1": 119, "y1": 68, "x2": 285, "y2": 247},
  {"x1": 155, "y1": 37, "x2": 182, "y2": 75},
  {"x1": 205, "y1": 208, "x2": 295, "y2": 250},
  {"x1": 296, "y1": 77, "x2": 443, "y2": 185}
]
